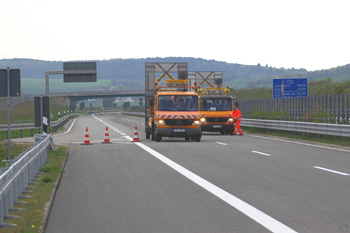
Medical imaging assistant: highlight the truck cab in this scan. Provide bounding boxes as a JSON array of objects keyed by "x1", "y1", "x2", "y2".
[
  {"x1": 148, "y1": 92, "x2": 201, "y2": 142},
  {"x1": 144, "y1": 62, "x2": 202, "y2": 142},
  {"x1": 200, "y1": 95, "x2": 234, "y2": 135}
]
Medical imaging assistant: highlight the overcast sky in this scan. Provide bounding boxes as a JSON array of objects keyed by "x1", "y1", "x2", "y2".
[{"x1": 1, "y1": 0, "x2": 349, "y2": 71}]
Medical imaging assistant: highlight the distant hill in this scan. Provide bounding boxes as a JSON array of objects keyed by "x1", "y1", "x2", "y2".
[{"x1": 1, "y1": 57, "x2": 349, "y2": 93}]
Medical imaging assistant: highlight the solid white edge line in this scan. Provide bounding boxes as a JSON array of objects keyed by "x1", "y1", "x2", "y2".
[
  {"x1": 54, "y1": 118, "x2": 77, "y2": 135},
  {"x1": 134, "y1": 142, "x2": 297, "y2": 233},
  {"x1": 248, "y1": 135, "x2": 350, "y2": 153},
  {"x1": 313, "y1": 166, "x2": 350, "y2": 176},
  {"x1": 252, "y1": 150, "x2": 271, "y2": 156}
]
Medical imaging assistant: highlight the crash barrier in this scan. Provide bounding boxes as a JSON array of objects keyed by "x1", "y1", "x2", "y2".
[
  {"x1": 0, "y1": 113, "x2": 78, "y2": 134},
  {"x1": 241, "y1": 118, "x2": 350, "y2": 137},
  {"x1": 239, "y1": 94, "x2": 350, "y2": 124},
  {"x1": 0, "y1": 134, "x2": 52, "y2": 227}
]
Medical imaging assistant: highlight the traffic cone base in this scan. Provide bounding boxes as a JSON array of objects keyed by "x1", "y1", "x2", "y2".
[
  {"x1": 81, "y1": 127, "x2": 93, "y2": 145},
  {"x1": 132, "y1": 125, "x2": 140, "y2": 142}
]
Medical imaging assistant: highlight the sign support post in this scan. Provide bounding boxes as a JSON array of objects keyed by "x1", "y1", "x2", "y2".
[
  {"x1": 0, "y1": 67, "x2": 21, "y2": 161},
  {"x1": 7, "y1": 68, "x2": 11, "y2": 161}
]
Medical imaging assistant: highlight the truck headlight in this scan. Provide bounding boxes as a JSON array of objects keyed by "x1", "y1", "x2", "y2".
[
  {"x1": 200, "y1": 118, "x2": 206, "y2": 123},
  {"x1": 228, "y1": 118, "x2": 234, "y2": 122},
  {"x1": 193, "y1": 120, "x2": 200, "y2": 125},
  {"x1": 157, "y1": 120, "x2": 165, "y2": 124}
]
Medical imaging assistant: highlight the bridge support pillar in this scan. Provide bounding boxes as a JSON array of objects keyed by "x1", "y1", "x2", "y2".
[{"x1": 103, "y1": 97, "x2": 114, "y2": 109}]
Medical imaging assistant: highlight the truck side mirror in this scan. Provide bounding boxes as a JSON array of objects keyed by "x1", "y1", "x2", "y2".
[
  {"x1": 235, "y1": 102, "x2": 239, "y2": 108},
  {"x1": 149, "y1": 99, "x2": 154, "y2": 107}
]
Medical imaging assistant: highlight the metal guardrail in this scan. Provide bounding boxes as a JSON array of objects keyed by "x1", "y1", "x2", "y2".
[
  {"x1": 241, "y1": 118, "x2": 350, "y2": 137},
  {"x1": 0, "y1": 134, "x2": 52, "y2": 227},
  {"x1": 0, "y1": 114, "x2": 78, "y2": 132},
  {"x1": 122, "y1": 111, "x2": 350, "y2": 137}
]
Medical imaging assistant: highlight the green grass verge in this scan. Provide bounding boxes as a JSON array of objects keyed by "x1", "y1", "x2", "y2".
[{"x1": 0, "y1": 146, "x2": 68, "y2": 233}]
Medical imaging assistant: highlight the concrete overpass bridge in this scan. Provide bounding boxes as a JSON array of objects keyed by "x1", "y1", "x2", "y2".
[
  {"x1": 50, "y1": 89, "x2": 145, "y2": 101},
  {"x1": 49, "y1": 89, "x2": 145, "y2": 109}
]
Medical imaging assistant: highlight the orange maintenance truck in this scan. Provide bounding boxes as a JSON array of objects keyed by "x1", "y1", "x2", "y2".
[
  {"x1": 145, "y1": 62, "x2": 202, "y2": 142},
  {"x1": 189, "y1": 71, "x2": 234, "y2": 135}
]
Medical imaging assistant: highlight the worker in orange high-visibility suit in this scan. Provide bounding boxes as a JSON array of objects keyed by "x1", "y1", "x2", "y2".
[{"x1": 232, "y1": 105, "x2": 243, "y2": 135}]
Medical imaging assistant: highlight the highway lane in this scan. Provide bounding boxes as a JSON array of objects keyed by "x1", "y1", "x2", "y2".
[{"x1": 46, "y1": 114, "x2": 350, "y2": 233}]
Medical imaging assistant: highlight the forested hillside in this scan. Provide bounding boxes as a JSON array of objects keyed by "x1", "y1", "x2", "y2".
[{"x1": 1, "y1": 57, "x2": 349, "y2": 94}]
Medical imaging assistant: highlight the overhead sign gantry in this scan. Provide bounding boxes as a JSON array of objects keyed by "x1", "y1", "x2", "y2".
[{"x1": 45, "y1": 61, "x2": 97, "y2": 95}]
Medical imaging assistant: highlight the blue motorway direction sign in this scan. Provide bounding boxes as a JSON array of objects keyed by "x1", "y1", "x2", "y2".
[{"x1": 273, "y1": 78, "x2": 308, "y2": 98}]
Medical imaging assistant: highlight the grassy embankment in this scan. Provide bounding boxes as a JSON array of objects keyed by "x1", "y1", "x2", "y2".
[
  {"x1": 0, "y1": 146, "x2": 68, "y2": 233},
  {"x1": 0, "y1": 97, "x2": 72, "y2": 140},
  {"x1": 233, "y1": 77, "x2": 350, "y2": 147},
  {"x1": 233, "y1": 77, "x2": 350, "y2": 100},
  {"x1": 0, "y1": 96, "x2": 71, "y2": 232}
]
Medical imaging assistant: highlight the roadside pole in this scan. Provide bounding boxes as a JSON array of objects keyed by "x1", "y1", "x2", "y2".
[
  {"x1": 0, "y1": 67, "x2": 21, "y2": 161},
  {"x1": 7, "y1": 68, "x2": 11, "y2": 161}
]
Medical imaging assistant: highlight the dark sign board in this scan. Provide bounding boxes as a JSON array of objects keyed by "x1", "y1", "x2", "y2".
[
  {"x1": 34, "y1": 96, "x2": 42, "y2": 127},
  {"x1": 273, "y1": 78, "x2": 308, "y2": 98},
  {"x1": 34, "y1": 96, "x2": 50, "y2": 132},
  {"x1": 63, "y1": 62, "x2": 97, "y2": 82},
  {"x1": 0, "y1": 69, "x2": 21, "y2": 97}
]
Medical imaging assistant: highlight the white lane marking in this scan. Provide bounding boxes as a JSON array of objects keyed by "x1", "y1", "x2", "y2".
[
  {"x1": 54, "y1": 118, "x2": 77, "y2": 135},
  {"x1": 252, "y1": 151, "x2": 271, "y2": 156},
  {"x1": 313, "y1": 166, "x2": 350, "y2": 176},
  {"x1": 249, "y1": 135, "x2": 350, "y2": 153},
  {"x1": 134, "y1": 142, "x2": 297, "y2": 233},
  {"x1": 93, "y1": 115, "x2": 297, "y2": 232},
  {"x1": 216, "y1": 142, "x2": 228, "y2": 145}
]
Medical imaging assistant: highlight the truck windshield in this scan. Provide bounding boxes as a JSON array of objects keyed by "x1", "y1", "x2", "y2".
[
  {"x1": 158, "y1": 95, "x2": 198, "y2": 111},
  {"x1": 200, "y1": 98, "x2": 233, "y2": 111}
]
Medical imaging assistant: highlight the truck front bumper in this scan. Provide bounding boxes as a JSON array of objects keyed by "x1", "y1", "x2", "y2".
[
  {"x1": 156, "y1": 128, "x2": 201, "y2": 137},
  {"x1": 201, "y1": 124, "x2": 233, "y2": 132}
]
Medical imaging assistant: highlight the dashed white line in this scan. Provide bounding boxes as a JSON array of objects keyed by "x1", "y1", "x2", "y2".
[
  {"x1": 313, "y1": 166, "x2": 349, "y2": 176},
  {"x1": 252, "y1": 150, "x2": 271, "y2": 156},
  {"x1": 93, "y1": 115, "x2": 297, "y2": 232},
  {"x1": 216, "y1": 142, "x2": 228, "y2": 145},
  {"x1": 135, "y1": 142, "x2": 297, "y2": 233}
]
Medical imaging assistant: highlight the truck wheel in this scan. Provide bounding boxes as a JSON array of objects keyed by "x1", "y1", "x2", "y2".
[
  {"x1": 155, "y1": 133, "x2": 162, "y2": 142},
  {"x1": 151, "y1": 127, "x2": 155, "y2": 140},
  {"x1": 195, "y1": 135, "x2": 201, "y2": 142}
]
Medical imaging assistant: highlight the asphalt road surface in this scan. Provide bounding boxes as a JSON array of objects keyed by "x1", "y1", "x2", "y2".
[{"x1": 45, "y1": 114, "x2": 350, "y2": 233}]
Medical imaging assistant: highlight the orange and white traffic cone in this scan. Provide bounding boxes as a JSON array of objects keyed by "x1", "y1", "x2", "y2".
[
  {"x1": 132, "y1": 125, "x2": 140, "y2": 142},
  {"x1": 102, "y1": 126, "x2": 111, "y2": 143},
  {"x1": 82, "y1": 127, "x2": 93, "y2": 145}
]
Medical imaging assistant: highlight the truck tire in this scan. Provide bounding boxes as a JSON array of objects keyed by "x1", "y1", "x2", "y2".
[
  {"x1": 155, "y1": 133, "x2": 162, "y2": 142},
  {"x1": 194, "y1": 135, "x2": 201, "y2": 142},
  {"x1": 151, "y1": 127, "x2": 155, "y2": 140}
]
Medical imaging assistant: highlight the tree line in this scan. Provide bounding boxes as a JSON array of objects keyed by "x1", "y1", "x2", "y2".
[{"x1": 0, "y1": 57, "x2": 349, "y2": 90}]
